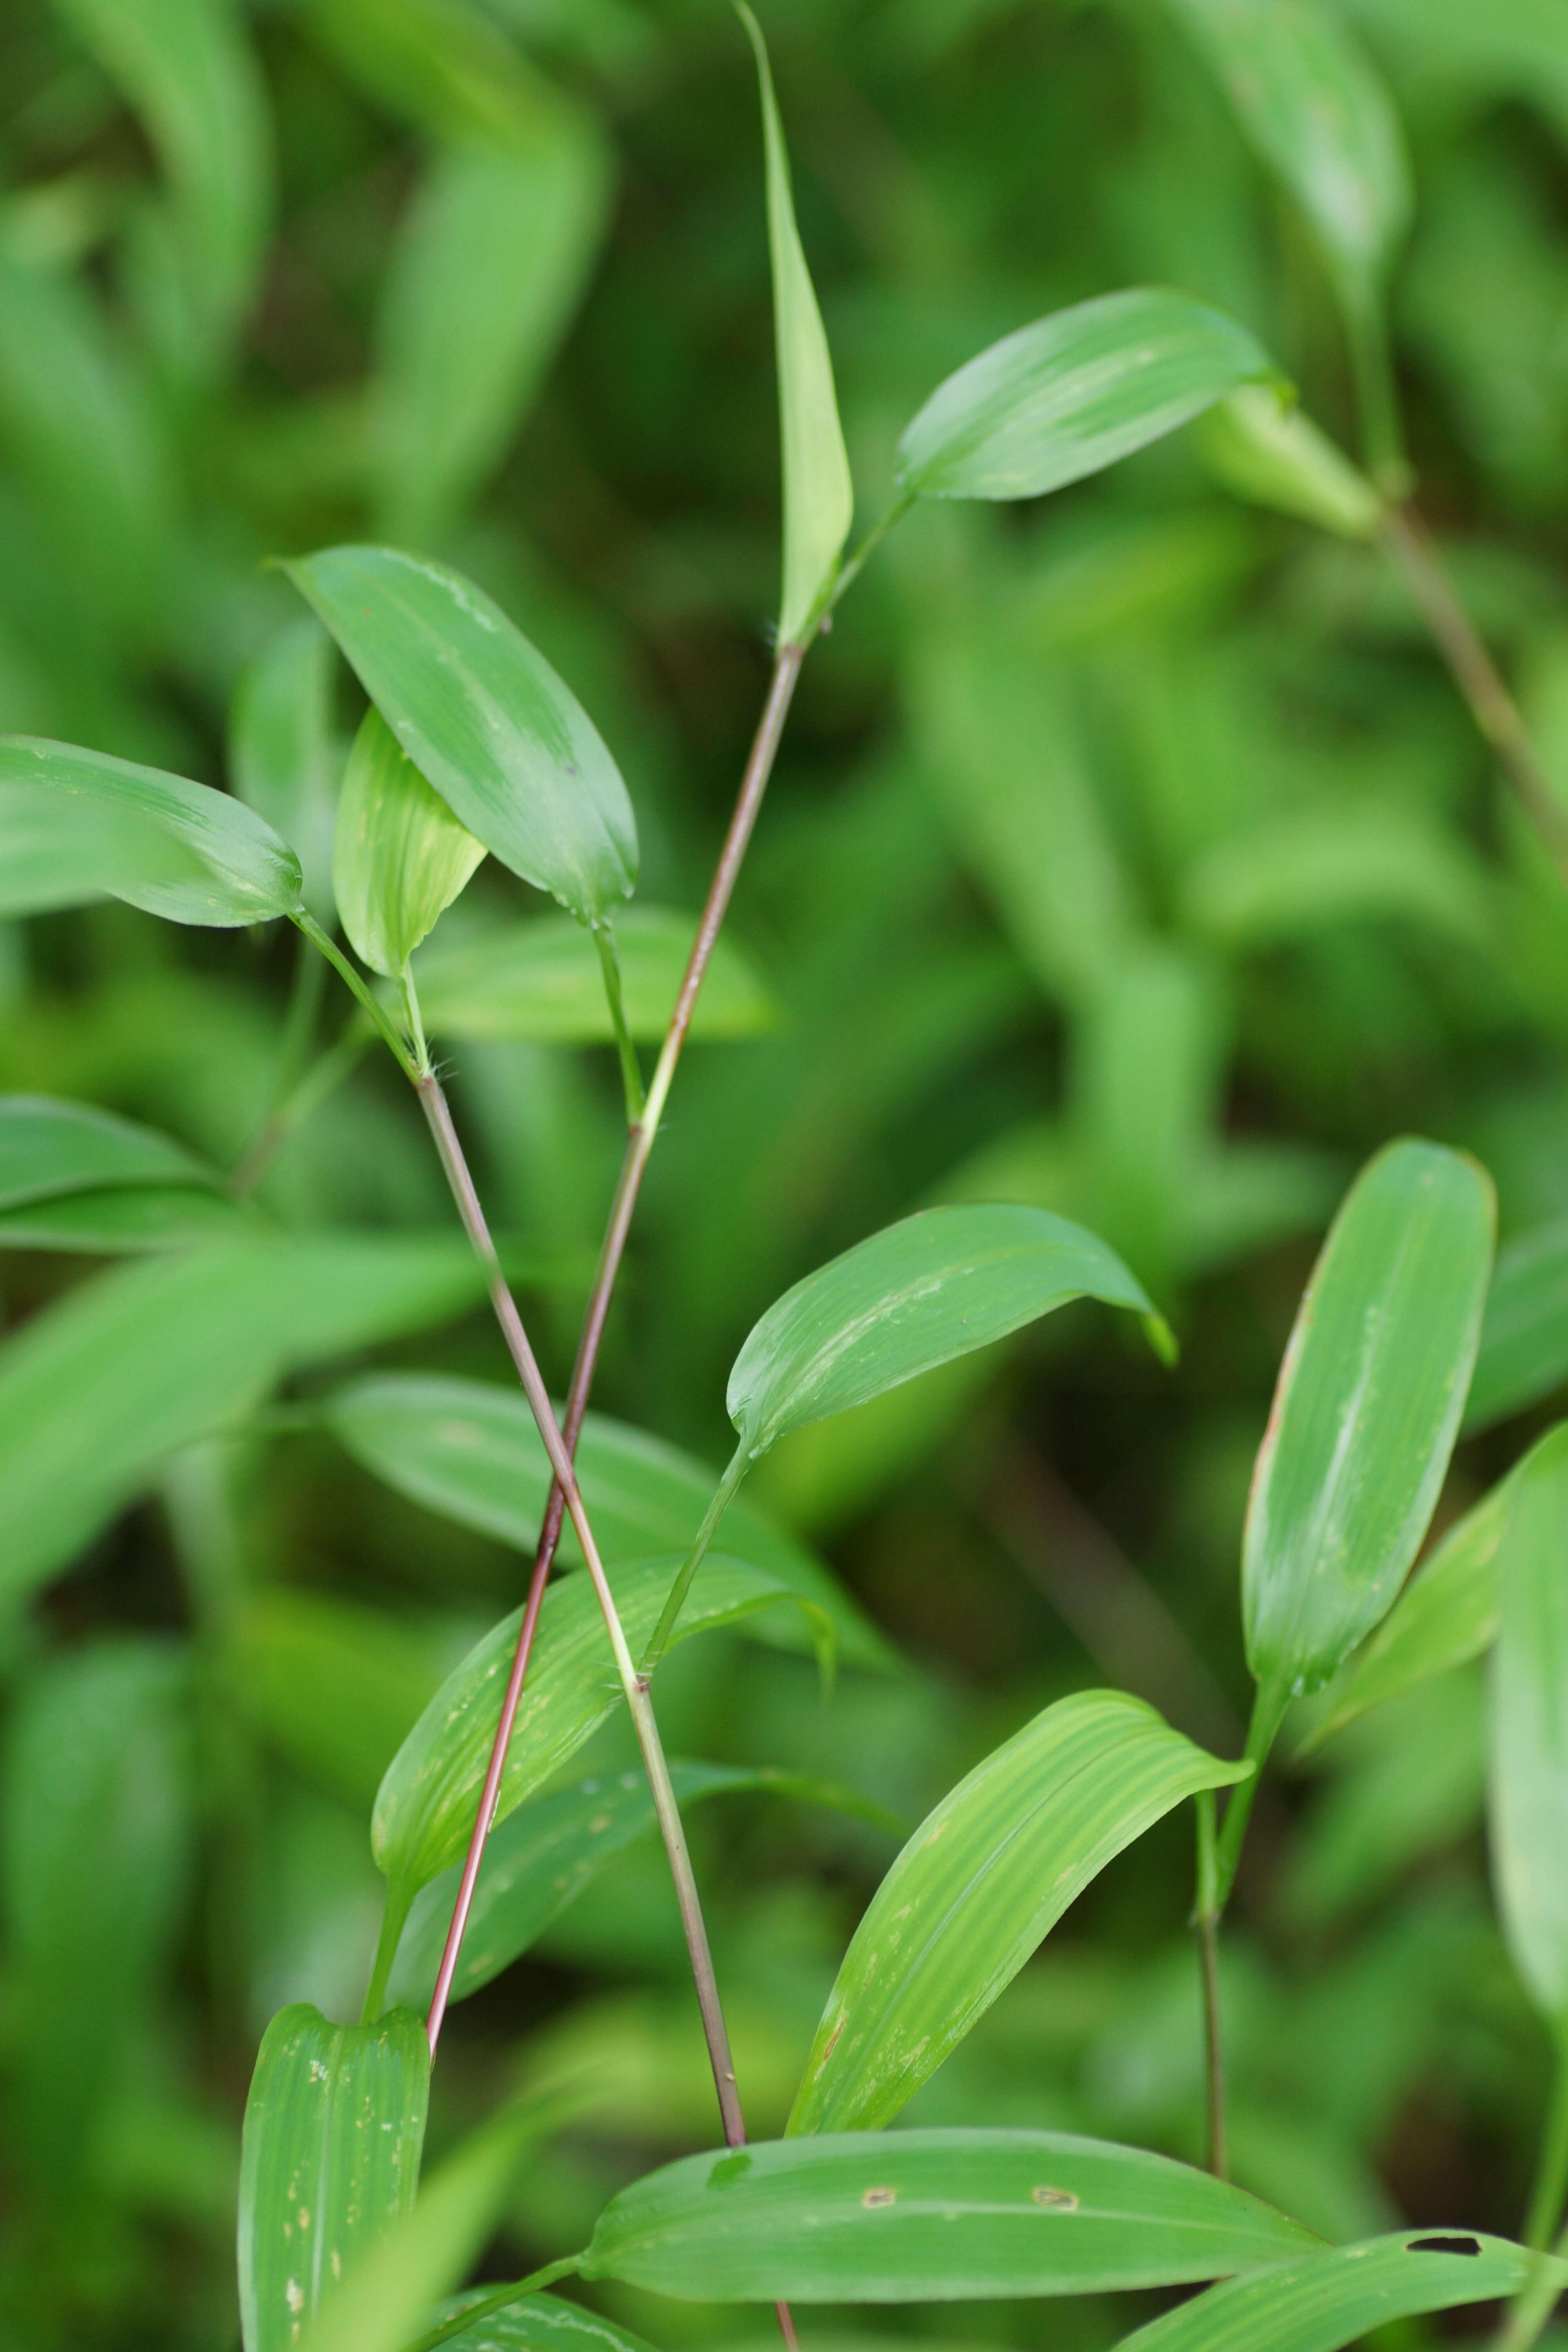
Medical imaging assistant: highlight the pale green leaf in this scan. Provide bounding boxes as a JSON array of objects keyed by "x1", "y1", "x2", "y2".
[
  {"x1": 1490, "y1": 1423, "x2": 1568, "y2": 2019},
  {"x1": 334, "y1": 706, "x2": 485, "y2": 978},
  {"x1": 737, "y1": 5, "x2": 853, "y2": 644},
  {"x1": 895, "y1": 288, "x2": 1278, "y2": 503},
  {"x1": 230, "y1": 616, "x2": 341, "y2": 925},
  {"x1": 414, "y1": 907, "x2": 777, "y2": 1043},
  {"x1": 1465, "y1": 1214, "x2": 1568, "y2": 1432},
  {"x1": 1198, "y1": 386, "x2": 1382, "y2": 537},
  {"x1": 789, "y1": 1690, "x2": 1248, "y2": 2133},
  {"x1": 283, "y1": 545, "x2": 637, "y2": 926},
  {"x1": 578, "y1": 2129, "x2": 1321, "y2": 2301}
]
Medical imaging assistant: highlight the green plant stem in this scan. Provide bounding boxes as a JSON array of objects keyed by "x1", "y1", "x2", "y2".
[
  {"x1": 1212, "y1": 1684, "x2": 1286, "y2": 1915},
  {"x1": 361, "y1": 1882, "x2": 413, "y2": 2025},
  {"x1": 1492, "y1": 2222, "x2": 1568, "y2": 2352},
  {"x1": 293, "y1": 908, "x2": 419, "y2": 1079},
  {"x1": 825, "y1": 490, "x2": 915, "y2": 616},
  {"x1": 643, "y1": 1440, "x2": 750, "y2": 1670},
  {"x1": 402, "y1": 2256, "x2": 587, "y2": 2352},
  {"x1": 1343, "y1": 291, "x2": 1406, "y2": 496},
  {"x1": 400, "y1": 965, "x2": 431, "y2": 1077},
  {"x1": 1193, "y1": 1788, "x2": 1227, "y2": 2181},
  {"x1": 592, "y1": 922, "x2": 646, "y2": 1122},
  {"x1": 1525, "y1": 2030, "x2": 1568, "y2": 2251}
]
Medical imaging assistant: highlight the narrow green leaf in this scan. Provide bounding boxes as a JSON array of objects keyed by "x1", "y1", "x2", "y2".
[
  {"x1": 372, "y1": 1555, "x2": 826, "y2": 1903},
  {"x1": 1111, "y1": 2230, "x2": 1556, "y2": 2351},
  {"x1": 425, "y1": 2290, "x2": 659, "y2": 2352},
  {"x1": 0, "y1": 1094, "x2": 221, "y2": 1210},
  {"x1": 1243, "y1": 1139, "x2": 1494, "y2": 1714},
  {"x1": 790, "y1": 1690, "x2": 1248, "y2": 2134},
  {"x1": 282, "y1": 545, "x2": 637, "y2": 926},
  {"x1": 334, "y1": 706, "x2": 485, "y2": 979},
  {"x1": 1490, "y1": 1424, "x2": 1568, "y2": 2020},
  {"x1": 324, "y1": 1373, "x2": 894, "y2": 1671},
  {"x1": 728, "y1": 1202, "x2": 1162, "y2": 1462},
  {"x1": 230, "y1": 616, "x2": 341, "y2": 926},
  {"x1": 1464, "y1": 1214, "x2": 1568, "y2": 1432},
  {"x1": 238, "y1": 2001, "x2": 429, "y2": 2352},
  {"x1": 1198, "y1": 385, "x2": 1383, "y2": 538},
  {"x1": 579, "y1": 2129, "x2": 1322, "y2": 2301},
  {"x1": 0, "y1": 738, "x2": 303, "y2": 926},
  {"x1": 0, "y1": 1185, "x2": 247, "y2": 1254},
  {"x1": 414, "y1": 907, "x2": 776, "y2": 1043},
  {"x1": 736, "y1": 5, "x2": 853, "y2": 644},
  {"x1": 0, "y1": 1237, "x2": 486, "y2": 1610},
  {"x1": 895, "y1": 288, "x2": 1279, "y2": 503}
]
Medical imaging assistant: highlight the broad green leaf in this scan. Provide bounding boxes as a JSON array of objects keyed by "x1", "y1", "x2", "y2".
[
  {"x1": 238, "y1": 2001, "x2": 429, "y2": 2352},
  {"x1": 728, "y1": 1203, "x2": 1162, "y2": 1461},
  {"x1": 334, "y1": 706, "x2": 485, "y2": 978},
  {"x1": 737, "y1": 6, "x2": 854, "y2": 644},
  {"x1": 1, "y1": 1640, "x2": 190, "y2": 2191},
  {"x1": 895, "y1": 289, "x2": 1278, "y2": 503},
  {"x1": 237, "y1": 1591, "x2": 465, "y2": 1812},
  {"x1": 414, "y1": 907, "x2": 776, "y2": 1043},
  {"x1": 323, "y1": 1374, "x2": 894, "y2": 1670},
  {"x1": 1111, "y1": 2230, "x2": 1557, "y2": 2351},
  {"x1": 1198, "y1": 386, "x2": 1382, "y2": 537},
  {"x1": 0, "y1": 1093, "x2": 221, "y2": 1209},
  {"x1": 0, "y1": 1184, "x2": 247, "y2": 1253},
  {"x1": 372, "y1": 1554, "x2": 826, "y2": 1905},
  {"x1": 789, "y1": 1690, "x2": 1249, "y2": 2133},
  {"x1": 1243, "y1": 1139, "x2": 1494, "y2": 1717},
  {"x1": 1464, "y1": 1214, "x2": 1568, "y2": 1432},
  {"x1": 1167, "y1": 0, "x2": 1412, "y2": 309},
  {"x1": 388, "y1": 1761, "x2": 900, "y2": 2012},
  {"x1": 1490, "y1": 1423, "x2": 1568, "y2": 2020},
  {"x1": 578, "y1": 2128, "x2": 1322, "y2": 2301},
  {"x1": 282, "y1": 545, "x2": 637, "y2": 926},
  {"x1": 426, "y1": 2290, "x2": 659, "y2": 2352},
  {"x1": 0, "y1": 738, "x2": 303, "y2": 926},
  {"x1": 374, "y1": 114, "x2": 611, "y2": 542},
  {"x1": 230, "y1": 616, "x2": 340, "y2": 924},
  {"x1": 0, "y1": 1236, "x2": 486, "y2": 1609}
]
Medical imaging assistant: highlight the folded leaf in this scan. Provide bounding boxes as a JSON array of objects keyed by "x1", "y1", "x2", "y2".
[
  {"x1": 0, "y1": 737, "x2": 303, "y2": 926},
  {"x1": 238, "y1": 2002, "x2": 429, "y2": 2352},
  {"x1": 283, "y1": 545, "x2": 636, "y2": 925},
  {"x1": 414, "y1": 906, "x2": 775, "y2": 1042},
  {"x1": 896, "y1": 288, "x2": 1278, "y2": 503},
  {"x1": 1490, "y1": 1423, "x2": 1568, "y2": 2020},
  {"x1": 1198, "y1": 386, "x2": 1382, "y2": 538},
  {"x1": 578, "y1": 2129, "x2": 1321, "y2": 2301},
  {"x1": 1464, "y1": 1214, "x2": 1568, "y2": 1432},
  {"x1": 334, "y1": 705, "x2": 485, "y2": 978},
  {"x1": 790, "y1": 1690, "x2": 1249, "y2": 2133}
]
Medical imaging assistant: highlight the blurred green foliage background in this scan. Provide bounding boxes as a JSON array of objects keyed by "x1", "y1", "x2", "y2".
[{"x1": 3, "y1": 0, "x2": 1568, "y2": 2345}]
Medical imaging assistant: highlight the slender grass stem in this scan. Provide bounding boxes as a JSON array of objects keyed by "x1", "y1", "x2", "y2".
[
  {"x1": 1212, "y1": 1684, "x2": 1287, "y2": 1915},
  {"x1": 643, "y1": 1441, "x2": 750, "y2": 1671},
  {"x1": 361, "y1": 1882, "x2": 413, "y2": 2025},
  {"x1": 402, "y1": 2256, "x2": 587, "y2": 2352},
  {"x1": 1525, "y1": 2031, "x2": 1568, "y2": 2252},
  {"x1": 1492, "y1": 2217, "x2": 1568, "y2": 2352},
  {"x1": 293, "y1": 909, "x2": 419, "y2": 1078},
  {"x1": 1193, "y1": 1789, "x2": 1227, "y2": 2181},
  {"x1": 592, "y1": 922, "x2": 646, "y2": 1123}
]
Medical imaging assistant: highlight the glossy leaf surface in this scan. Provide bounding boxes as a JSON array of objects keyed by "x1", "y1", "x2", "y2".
[
  {"x1": 0, "y1": 737, "x2": 302, "y2": 926},
  {"x1": 728, "y1": 1202, "x2": 1158, "y2": 1460},
  {"x1": 333, "y1": 705, "x2": 485, "y2": 977},
  {"x1": 238, "y1": 2002, "x2": 428, "y2": 2352},
  {"x1": 325, "y1": 1374, "x2": 892, "y2": 1669},
  {"x1": 790, "y1": 1690, "x2": 1247, "y2": 2133},
  {"x1": 1243, "y1": 1139, "x2": 1494, "y2": 1710},
  {"x1": 738, "y1": 5, "x2": 853, "y2": 643},
  {"x1": 414, "y1": 907, "x2": 775, "y2": 1042},
  {"x1": 1112, "y1": 2230, "x2": 1555, "y2": 2350},
  {"x1": 372, "y1": 1554, "x2": 823, "y2": 1901},
  {"x1": 1464, "y1": 1214, "x2": 1568, "y2": 1432},
  {"x1": 230, "y1": 616, "x2": 341, "y2": 924},
  {"x1": 579, "y1": 2129, "x2": 1321, "y2": 2301},
  {"x1": 283, "y1": 545, "x2": 636, "y2": 924},
  {"x1": 1490, "y1": 1423, "x2": 1568, "y2": 2019},
  {"x1": 895, "y1": 288, "x2": 1277, "y2": 503}
]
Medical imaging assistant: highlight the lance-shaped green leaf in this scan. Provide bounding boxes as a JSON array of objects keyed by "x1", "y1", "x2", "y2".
[
  {"x1": 323, "y1": 1373, "x2": 894, "y2": 1671},
  {"x1": 414, "y1": 907, "x2": 776, "y2": 1043},
  {"x1": 230, "y1": 616, "x2": 341, "y2": 924},
  {"x1": 372, "y1": 1554, "x2": 826, "y2": 1908},
  {"x1": 0, "y1": 1185, "x2": 246, "y2": 1253},
  {"x1": 0, "y1": 1094, "x2": 222, "y2": 1210},
  {"x1": 737, "y1": 4, "x2": 853, "y2": 644},
  {"x1": 895, "y1": 288, "x2": 1279, "y2": 504},
  {"x1": 333, "y1": 705, "x2": 485, "y2": 979},
  {"x1": 282, "y1": 545, "x2": 636, "y2": 925},
  {"x1": 1490, "y1": 1424, "x2": 1568, "y2": 2021},
  {"x1": 1198, "y1": 385, "x2": 1382, "y2": 539},
  {"x1": 578, "y1": 2129, "x2": 1321, "y2": 2302},
  {"x1": 1111, "y1": 2230, "x2": 1557, "y2": 2352},
  {"x1": 789, "y1": 1690, "x2": 1249, "y2": 2134},
  {"x1": 426, "y1": 2290, "x2": 659, "y2": 2352},
  {"x1": 389, "y1": 1761, "x2": 900, "y2": 2013},
  {"x1": 1243, "y1": 1139, "x2": 1494, "y2": 1722},
  {"x1": 238, "y1": 2001, "x2": 429, "y2": 2352},
  {"x1": 0, "y1": 737, "x2": 303, "y2": 926},
  {"x1": 1464, "y1": 1214, "x2": 1568, "y2": 1434}
]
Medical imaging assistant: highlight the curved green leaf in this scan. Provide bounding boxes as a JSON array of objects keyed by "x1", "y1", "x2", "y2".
[
  {"x1": 728, "y1": 1202, "x2": 1162, "y2": 1461},
  {"x1": 282, "y1": 545, "x2": 636, "y2": 925},
  {"x1": 230, "y1": 616, "x2": 341, "y2": 925},
  {"x1": 578, "y1": 2129, "x2": 1322, "y2": 2301},
  {"x1": 426, "y1": 2290, "x2": 660, "y2": 2352},
  {"x1": 238, "y1": 2001, "x2": 429, "y2": 2352},
  {"x1": 414, "y1": 907, "x2": 776, "y2": 1043},
  {"x1": 737, "y1": 5, "x2": 853, "y2": 644},
  {"x1": 1243, "y1": 1138, "x2": 1494, "y2": 1715},
  {"x1": 1111, "y1": 2230, "x2": 1556, "y2": 2351},
  {"x1": 334, "y1": 706, "x2": 485, "y2": 979},
  {"x1": 789, "y1": 1690, "x2": 1248, "y2": 2134},
  {"x1": 0, "y1": 1094, "x2": 221, "y2": 1209},
  {"x1": 1490, "y1": 1423, "x2": 1568, "y2": 2019},
  {"x1": 372, "y1": 1554, "x2": 826, "y2": 1904},
  {"x1": 323, "y1": 1373, "x2": 893, "y2": 1670},
  {"x1": 388, "y1": 1761, "x2": 899, "y2": 2013},
  {"x1": 1464, "y1": 1214, "x2": 1568, "y2": 1433},
  {"x1": 0, "y1": 738, "x2": 303, "y2": 926},
  {"x1": 0, "y1": 1185, "x2": 247, "y2": 1253},
  {"x1": 1198, "y1": 386, "x2": 1382, "y2": 538},
  {"x1": 895, "y1": 288, "x2": 1278, "y2": 503}
]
